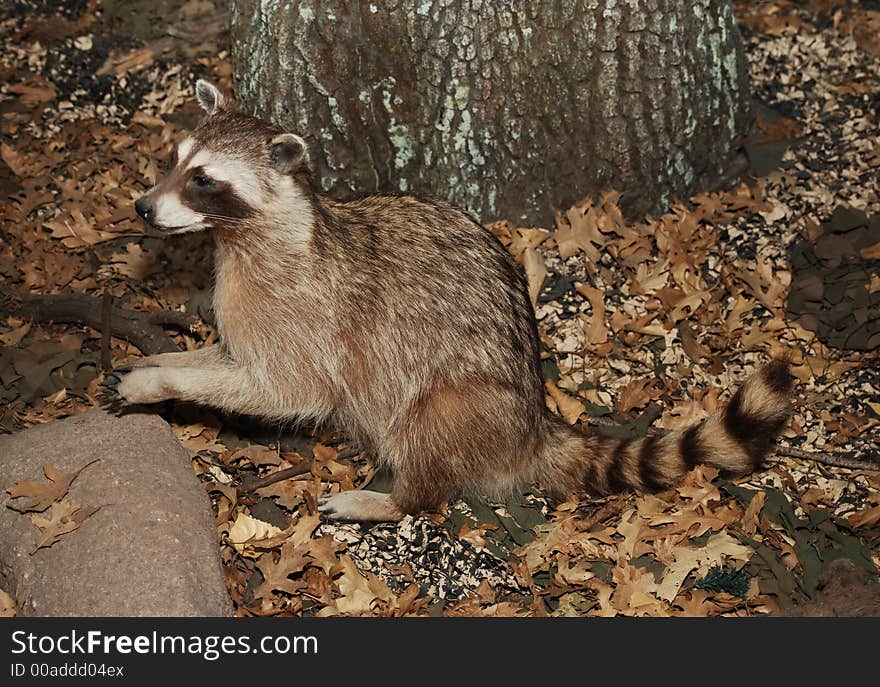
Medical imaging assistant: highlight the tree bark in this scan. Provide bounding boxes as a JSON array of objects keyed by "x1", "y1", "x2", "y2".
[{"x1": 231, "y1": 0, "x2": 751, "y2": 223}]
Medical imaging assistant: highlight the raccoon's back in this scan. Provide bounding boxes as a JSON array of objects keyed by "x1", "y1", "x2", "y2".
[{"x1": 322, "y1": 194, "x2": 544, "y2": 396}]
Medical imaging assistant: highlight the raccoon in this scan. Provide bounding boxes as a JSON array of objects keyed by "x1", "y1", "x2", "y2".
[{"x1": 104, "y1": 79, "x2": 793, "y2": 522}]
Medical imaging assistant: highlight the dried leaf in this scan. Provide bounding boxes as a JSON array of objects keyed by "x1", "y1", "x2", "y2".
[
  {"x1": 30, "y1": 498, "x2": 101, "y2": 553},
  {"x1": 741, "y1": 490, "x2": 768, "y2": 537},
  {"x1": 6, "y1": 460, "x2": 99, "y2": 513},
  {"x1": 253, "y1": 540, "x2": 312, "y2": 599},
  {"x1": 545, "y1": 379, "x2": 584, "y2": 424},
  {"x1": 610, "y1": 560, "x2": 668, "y2": 616},
  {"x1": 225, "y1": 512, "x2": 284, "y2": 557},
  {"x1": 45, "y1": 209, "x2": 128, "y2": 250},
  {"x1": 631, "y1": 258, "x2": 669, "y2": 295},
  {"x1": 575, "y1": 284, "x2": 608, "y2": 345},
  {"x1": 669, "y1": 291, "x2": 710, "y2": 324},
  {"x1": 615, "y1": 378, "x2": 662, "y2": 415},
  {"x1": 555, "y1": 203, "x2": 606, "y2": 262},
  {"x1": 7, "y1": 82, "x2": 57, "y2": 108},
  {"x1": 678, "y1": 321, "x2": 709, "y2": 363},
  {"x1": 725, "y1": 295, "x2": 755, "y2": 332},
  {"x1": 0, "y1": 589, "x2": 17, "y2": 617},
  {"x1": 848, "y1": 505, "x2": 880, "y2": 529},
  {"x1": 1, "y1": 142, "x2": 51, "y2": 178},
  {"x1": 738, "y1": 257, "x2": 790, "y2": 311},
  {"x1": 316, "y1": 555, "x2": 386, "y2": 617},
  {"x1": 656, "y1": 533, "x2": 752, "y2": 601},
  {"x1": 521, "y1": 247, "x2": 547, "y2": 307},
  {"x1": 107, "y1": 243, "x2": 160, "y2": 279},
  {"x1": 0, "y1": 321, "x2": 31, "y2": 346}
]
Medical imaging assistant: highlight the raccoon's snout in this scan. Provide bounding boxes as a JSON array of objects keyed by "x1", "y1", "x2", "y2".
[{"x1": 135, "y1": 196, "x2": 154, "y2": 225}]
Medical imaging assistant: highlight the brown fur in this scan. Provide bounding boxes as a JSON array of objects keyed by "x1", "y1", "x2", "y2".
[{"x1": 115, "y1": 82, "x2": 794, "y2": 522}]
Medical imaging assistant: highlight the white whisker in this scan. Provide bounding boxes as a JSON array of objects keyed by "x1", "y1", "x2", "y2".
[{"x1": 201, "y1": 213, "x2": 247, "y2": 223}]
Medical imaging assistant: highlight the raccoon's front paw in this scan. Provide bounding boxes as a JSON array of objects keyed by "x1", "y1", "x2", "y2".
[
  {"x1": 317, "y1": 491, "x2": 403, "y2": 522},
  {"x1": 99, "y1": 366, "x2": 175, "y2": 409}
]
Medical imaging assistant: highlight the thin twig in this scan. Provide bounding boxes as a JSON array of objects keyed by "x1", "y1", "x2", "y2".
[
  {"x1": 238, "y1": 462, "x2": 311, "y2": 493},
  {"x1": 774, "y1": 445, "x2": 877, "y2": 471},
  {"x1": 586, "y1": 416, "x2": 624, "y2": 430},
  {"x1": 335, "y1": 446, "x2": 361, "y2": 461}
]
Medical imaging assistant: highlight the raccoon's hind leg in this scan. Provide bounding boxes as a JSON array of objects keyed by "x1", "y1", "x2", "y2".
[
  {"x1": 318, "y1": 382, "x2": 525, "y2": 522},
  {"x1": 316, "y1": 448, "x2": 455, "y2": 522},
  {"x1": 316, "y1": 434, "x2": 455, "y2": 522}
]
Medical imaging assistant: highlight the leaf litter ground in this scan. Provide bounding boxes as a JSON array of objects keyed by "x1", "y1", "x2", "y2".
[{"x1": 0, "y1": 0, "x2": 878, "y2": 616}]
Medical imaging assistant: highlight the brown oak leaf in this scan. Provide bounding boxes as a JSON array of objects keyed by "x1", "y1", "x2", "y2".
[
  {"x1": 30, "y1": 498, "x2": 100, "y2": 553},
  {"x1": 6, "y1": 459, "x2": 99, "y2": 513}
]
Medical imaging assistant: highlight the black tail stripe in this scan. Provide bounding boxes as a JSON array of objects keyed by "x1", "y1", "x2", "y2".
[
  {"x1": 605, "y1": 439, "x2": 632, "y2": 494},
  {"x1": 583, "y1": 436, "x2": 612, "y2": 494},
  {"x1": 723, "y1": 388, "x2": 785, "y2": 467},
  {"x1": 762, "y1": 361, "x2": 793, "y2": 395},
  {"x1": 638, "y1": 434, "x2": 666, "y2": 492},
  {"x1": 680, "y1": 424, "x2": 704, "y2": 470},
  {"x1": 583, "y1": 458, "x2": 600, "y2": 494}
]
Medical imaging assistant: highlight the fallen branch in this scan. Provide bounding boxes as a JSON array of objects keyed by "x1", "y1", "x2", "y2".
[{"x1": 0, "y1": 284, "x2": 196, "y2": 355}]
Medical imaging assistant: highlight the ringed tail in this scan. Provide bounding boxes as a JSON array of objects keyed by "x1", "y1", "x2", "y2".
[{"x1": 542, "y1": 361, "x2": 794, "y2": 495}]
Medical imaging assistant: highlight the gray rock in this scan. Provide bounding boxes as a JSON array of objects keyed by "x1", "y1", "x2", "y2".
[{"x1": 0, "y1": 409, "x2": 232, "y2": 616}]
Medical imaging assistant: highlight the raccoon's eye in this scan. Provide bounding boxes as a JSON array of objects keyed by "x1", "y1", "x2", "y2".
[{"x1": 192, "y1": 174, "x2": 214, "y2": 189}]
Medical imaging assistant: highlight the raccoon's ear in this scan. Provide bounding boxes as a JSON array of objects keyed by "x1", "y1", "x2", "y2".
[
  {"x1": 270, "y1": 133, "x2": 307, "y2": 174},
  {"x1": 195, "y1": 79, "x2": 226, "y2": 115}
]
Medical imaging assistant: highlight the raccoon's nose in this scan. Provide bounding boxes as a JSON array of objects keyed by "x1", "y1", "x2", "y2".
[{"x1": 135, "y1": 196, "x2": 154, "y2": 223}]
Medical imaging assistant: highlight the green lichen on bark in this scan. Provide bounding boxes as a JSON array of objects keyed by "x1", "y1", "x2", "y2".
[{"x1": 231, "y1": 0, "x2": 750, "y2": 223}]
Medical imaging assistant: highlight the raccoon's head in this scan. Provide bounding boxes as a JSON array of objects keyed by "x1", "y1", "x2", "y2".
[{"x1": 135, "y1": 80, "x2": 311, "y2": 235}]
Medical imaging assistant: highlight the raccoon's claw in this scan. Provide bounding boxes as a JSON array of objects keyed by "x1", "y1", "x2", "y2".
[
  {"x1": 316, "y1": 496, "x2": 336, "y2": 517},
  {"x1": 98, "y1": 366, "x2": 133, "y2": 412},
  {"x1": 98, "y1": 373, "x2": 124, "y2": 412}
]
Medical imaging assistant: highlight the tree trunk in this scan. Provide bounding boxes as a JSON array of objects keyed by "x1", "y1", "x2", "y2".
[{"x1": 230, "y1": 0, "x2": 750, "y2": 223}]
